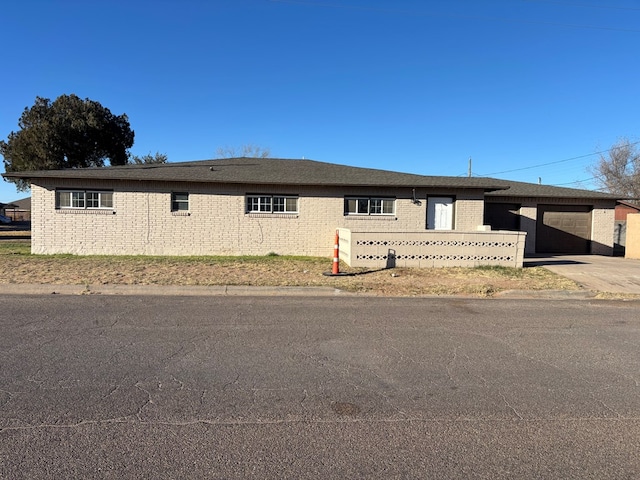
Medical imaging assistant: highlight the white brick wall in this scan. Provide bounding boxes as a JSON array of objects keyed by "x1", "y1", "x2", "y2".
[
  {"x1": 31, "y1": 180, "x2": 615, "y2": 257},
  {"x1": 591, "y1": 201, "x2": 615, "y2": 255},
  {"x1": 30, "y1": 181, "x2": 487, "y2": 256}
]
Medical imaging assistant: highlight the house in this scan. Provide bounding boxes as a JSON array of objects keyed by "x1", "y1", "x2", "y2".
[
  {"x1": 0, "y1": 197, "x2": 31, "y2": 222},
  {"x1": 0, "y1": 203, "x2": 12, "y2": 222},
  {"x1": 2, "y1": 158, "x2": 618, "y2": 267}
]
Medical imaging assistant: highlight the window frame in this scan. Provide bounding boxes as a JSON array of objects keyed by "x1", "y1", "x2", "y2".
[
  {"x1": 246, "y1": 194, "x2": 299, "y2": 214},
  {"x1": 171, "y1": 192, "x2": 190, "y2": 212},
  {"x1": 56, "y1": 189, "x2": 113, "y2": 210},
  {"x1": 344, "y1": 196, "x2": 395, "y2": 216}
]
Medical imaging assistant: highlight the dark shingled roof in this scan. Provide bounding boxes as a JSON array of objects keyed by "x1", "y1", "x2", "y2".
[
  {"x1": 2, "y1": 157, "x2": 619, "y2": 199},
  {"x1": 3, "y1": 157, "x2": 509, "y2": 191},
  {"x1": 484, "y1": 177, "x2": 618, "y2": 199}
]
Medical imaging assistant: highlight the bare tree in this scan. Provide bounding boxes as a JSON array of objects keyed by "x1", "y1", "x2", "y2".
[
  {"x1": 215, "y1": 144, "x2": 271, "y2": 159},
  {"x1": 591, "y1": 138, "x2": 640, "y2": 200}
]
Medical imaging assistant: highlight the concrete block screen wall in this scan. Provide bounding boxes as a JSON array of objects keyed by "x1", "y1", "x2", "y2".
[{"x1": 339, "y1": 229, "x2": 527, "y2": 268}]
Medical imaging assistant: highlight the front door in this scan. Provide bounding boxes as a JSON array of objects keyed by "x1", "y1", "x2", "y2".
[{"x1": 427, "y1": 197, "x2": 454, "y2": 230}]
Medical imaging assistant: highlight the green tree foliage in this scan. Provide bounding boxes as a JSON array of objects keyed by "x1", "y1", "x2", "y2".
[
  {"x1": 592, "y1": 138, "x2": 640, "y2": 200},
  {"x1": 130, "y1": 152, "x2": 168, "y2": 164},
  {"x1": 0, "y1": 94, "x2": 135, "y2": 190}
]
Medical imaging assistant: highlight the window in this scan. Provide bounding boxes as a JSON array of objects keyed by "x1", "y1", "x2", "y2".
[
  {"x1": 345, "y1": 197, "x2": 395, "y2": 216},
  {"x1": 171, "y1": 192, "x2": 189, "y2": 211},
  {"x1": 247, "y1": 195, "x2": 298, "y2": 213},
  {"x1": 56, "y1": 190, "x2": 113, "y2": 210},
  {"x1": 427, "y1": 196, "x2": 454, "y2": 230}
]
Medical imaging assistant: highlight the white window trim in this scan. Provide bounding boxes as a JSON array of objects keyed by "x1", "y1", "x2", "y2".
[
  {"x1": 345, "y1": 197, "x2": 396, "y2": 216},
  {"x1": 56, "y1": 190, "x2": 113, "y2": 210},
  {"x1": 246, "y1": 194, "x2": 299, "y2": 214}
]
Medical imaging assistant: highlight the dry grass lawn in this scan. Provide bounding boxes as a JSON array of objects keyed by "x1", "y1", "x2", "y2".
[{"x1": 0, "y1": 229, "x2": 580, "y2": 297}]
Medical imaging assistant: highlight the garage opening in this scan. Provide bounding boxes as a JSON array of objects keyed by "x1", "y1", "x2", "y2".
[
  {"x1": 536, "y1": 205, "x2": 592, "y2": 254},
  {"x1": 485, "y1": 203, "x2": 521, "y2": 231}
]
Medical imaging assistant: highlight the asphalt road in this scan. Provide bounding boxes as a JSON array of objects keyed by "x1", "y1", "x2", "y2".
[{"x1": 1, "y1": 295, "x2": 639, "y2": 479}]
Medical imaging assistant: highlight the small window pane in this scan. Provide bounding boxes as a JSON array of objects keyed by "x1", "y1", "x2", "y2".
[
  {"x1": 100, "y1": 192, "x2": 113, "y2": 208},
  {"x1": 273, "y1": 197, "x2": 285, "y2": 212},
  {"x1": 382, "y1": 199, "x2": 394, "y2": 214},
  {"x1": 57, "y1": 191, "x2": 71, "y2": 208},
  {"x1": 259, "y1": 196, "x2": 271, "y2": 212},
  {"x1": 285, "y1": 198, "x2": 298, "y2": 212},
  {"x1": 370, "y1": 199, "x2": 382, "y2": 214},
  {"x1": 86, "y1": 192, "x2": 99, "y2": 208},
  {"x1": 72, "y1": 192, "x2": 85, "y2": 208},
  {"x1": 357, "y1": 199, "x2": 369, "y2": 214}
]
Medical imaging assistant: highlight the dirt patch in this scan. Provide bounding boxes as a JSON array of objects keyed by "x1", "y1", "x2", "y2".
[{"x1": 0, "y1": 238, "x2": 580, "y2": 297}]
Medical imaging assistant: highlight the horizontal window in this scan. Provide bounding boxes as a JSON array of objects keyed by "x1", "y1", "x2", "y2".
[
  {"x1": 345, "y1": 197, "x2": 395, "y2": 216},
  {"x1": 172, "y1": 192, "x2": 189, "y2": 212},
  {"x1": 56, "y1": 190, "x2": 113, "y2": 210},
  {"x1": 247, "y1": 195, "x2": 298, "y2": 213}
]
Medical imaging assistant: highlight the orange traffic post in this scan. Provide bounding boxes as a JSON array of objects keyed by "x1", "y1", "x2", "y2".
[{"x1": 332, "y1": 230, "x2": 340, "y2": 275}]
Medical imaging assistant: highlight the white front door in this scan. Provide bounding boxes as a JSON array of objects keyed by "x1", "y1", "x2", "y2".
[{"x1": 427, "y1": 197, "x2": 454, "y2": 230}]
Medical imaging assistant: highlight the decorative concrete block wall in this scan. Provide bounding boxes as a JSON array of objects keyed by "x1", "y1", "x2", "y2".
[{"x1": 339, "y1": 229, "x2": 526, "y2": 268}]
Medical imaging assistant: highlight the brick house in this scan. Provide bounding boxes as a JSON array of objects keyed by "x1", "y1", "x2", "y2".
[
  {"x1": 0, "y1": 197, "x2": 31, "y2": 222},
  {"x1": 2, "y1": 158, "x2": 618, "y2": 267}
]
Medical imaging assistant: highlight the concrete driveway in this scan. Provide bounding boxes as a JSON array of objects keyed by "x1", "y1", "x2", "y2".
[{"x1": 525, "y1": 255, "x2": 640, "y2": 294}]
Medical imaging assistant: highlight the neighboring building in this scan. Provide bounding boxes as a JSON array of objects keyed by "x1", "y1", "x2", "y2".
[
  {"x1": 0, "y1": 197, "x2": 31, "y2": 222},
  {"x1": 2, "y1": 158, "x2": 618, "y2": 267},
  {"x1": 613, "y1": 201, "x2": 640, "y2": 256},
  {"x1": 615, "y1": 201, "x2": 640, "y2": 221}
]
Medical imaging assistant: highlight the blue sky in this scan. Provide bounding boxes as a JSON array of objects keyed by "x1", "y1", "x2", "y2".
[{"x1": 2, "y1": 0, "x2": 640, "y2": 203}]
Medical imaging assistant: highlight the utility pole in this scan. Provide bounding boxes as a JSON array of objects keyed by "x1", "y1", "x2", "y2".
[{"x1": 468, "y1": 157, "x2": 472, "y2": 178}]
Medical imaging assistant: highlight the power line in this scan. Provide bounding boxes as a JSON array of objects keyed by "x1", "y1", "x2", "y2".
[
  {"x1": 551, "y1": 177, "x2": 597, "y2": 186},
  {"x1": 476, "y1": 140, "x2": 640, "y2": 177}
]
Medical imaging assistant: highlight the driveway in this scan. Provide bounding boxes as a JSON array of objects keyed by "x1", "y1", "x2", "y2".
[{"x1": 525, "y1": 255, "x2": 640, "y2": 294}]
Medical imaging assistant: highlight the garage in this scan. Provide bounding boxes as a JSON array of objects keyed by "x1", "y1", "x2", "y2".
[{"x1": 536, "y1": 205, "x2": 592, "y2": 254}]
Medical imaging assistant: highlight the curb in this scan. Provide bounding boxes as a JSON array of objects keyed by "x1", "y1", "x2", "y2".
[
  {"x1": 494, "y1": 289, "x2": 597, "y2": 299},
  {"x1": 0, "y1": 283, "x2": 610, "y2": 300},
  {"x1": 0, "y1": 283, "x2": 353, "y2": 297}
]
